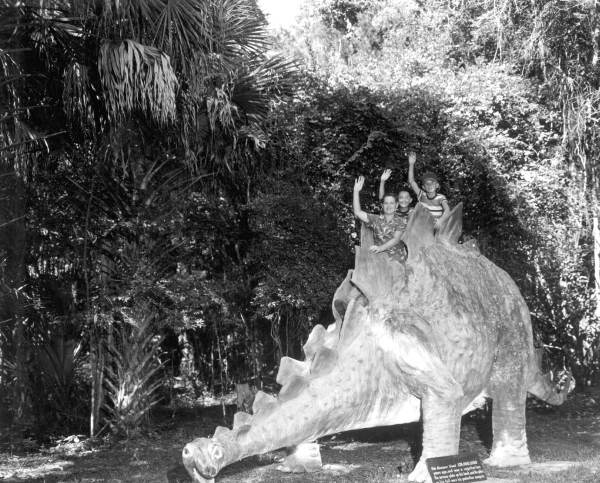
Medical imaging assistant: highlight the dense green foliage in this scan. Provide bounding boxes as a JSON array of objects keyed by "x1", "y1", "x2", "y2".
[
  {"x1": 274, "y1": 0, "x2": 600, "y2": 384},
  {"x1": 1, "y1": 0, "x2": 599, "y2": 442}
]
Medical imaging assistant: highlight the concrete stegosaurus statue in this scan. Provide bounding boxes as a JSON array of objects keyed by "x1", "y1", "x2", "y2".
[{"x1": 182, "y1": 203, "x2": 571, "y2": 483}]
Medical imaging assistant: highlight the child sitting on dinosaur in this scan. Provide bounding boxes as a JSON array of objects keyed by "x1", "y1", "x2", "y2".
[
  {"x1": 407, "y1": 151, "x2": 449, "y2": 228},
  {"x1": 353, "y1": 175, "x2": 407, "y2": 262}
]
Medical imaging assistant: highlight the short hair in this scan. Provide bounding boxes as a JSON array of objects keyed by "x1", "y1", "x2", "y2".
[
  {"x1": 422, "y1": 171, "x2": 439, "y2": 183},
  {"x1": 382, "y1": 192, "x2": 397, "y2": 202},
  {"x1": 398, "y1": 185, "x2": 413, "y2": 199}
]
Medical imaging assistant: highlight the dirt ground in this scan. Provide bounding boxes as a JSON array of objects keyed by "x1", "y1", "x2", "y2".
[{"x1": 1, "y1": 386, "x2": 600, "y2": 483}]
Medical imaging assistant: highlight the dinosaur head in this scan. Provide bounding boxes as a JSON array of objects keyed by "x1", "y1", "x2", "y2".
[{"x1": 182, "y1": 437, "x2": 226, "y2": 483}]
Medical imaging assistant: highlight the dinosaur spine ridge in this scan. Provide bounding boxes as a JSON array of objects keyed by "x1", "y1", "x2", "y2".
[
  {"x1": 279, "y1": 374, "x2": 310, "y2": 402},
  {"x1": 214, "y1": 425, "x2": 233, "y2": 440},
  {"x1": 302, "y1": 325, "x2": 327, "y2": 360},
  {"x1": 435, "y1": 202, "x2": 463, "y2": 244},
  {"x1": 252, "y1": 391, "x2": 277, "y2": 414},
  {"x1": 303, "y1": 324, "x2": 338, "y2": 361},
  {"x1": 233, "y1": 411, "x2": 252, "y2": 430},
  {"x1": 276, "y1": 356, "x2": 310, "y2": 385},
  {"x1": 225, "y1": 318, "x2": 344, "y2": 441}
]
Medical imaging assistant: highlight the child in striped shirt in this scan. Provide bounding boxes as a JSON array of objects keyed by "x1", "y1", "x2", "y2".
[{"x1": 408, "y1": 151, "x2": 449, "y2": 227}]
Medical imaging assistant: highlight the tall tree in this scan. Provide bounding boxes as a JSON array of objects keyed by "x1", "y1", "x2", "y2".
[{"x1": 0, "y1": 0, "x2": 294, "y2": 433}]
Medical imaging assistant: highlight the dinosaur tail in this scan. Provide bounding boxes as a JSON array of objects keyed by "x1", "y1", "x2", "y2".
[{"x1": 527, "y1": 347, "x2": 575, "y2": 406}]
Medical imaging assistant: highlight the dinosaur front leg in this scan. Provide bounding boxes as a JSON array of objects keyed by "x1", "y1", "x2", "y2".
[
  {"x1": 408, "y1": 393, "x2": 462, "y2": 483},
  {"x1": 485, "y1": 388, "x2": 530, "y2": 467}
]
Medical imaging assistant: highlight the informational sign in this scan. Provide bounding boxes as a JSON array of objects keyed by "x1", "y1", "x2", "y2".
[{"x1": 426, "y1": 453, "x2": 486, "y2": 482}]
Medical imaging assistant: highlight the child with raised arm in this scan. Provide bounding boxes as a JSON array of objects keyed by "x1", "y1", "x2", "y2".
[
  {"x1": 407, "y1": 151, "x2": 449, "y2": 227},
  {"x1": 353, "y1": 176, "x2": 407, "y2": 262}
]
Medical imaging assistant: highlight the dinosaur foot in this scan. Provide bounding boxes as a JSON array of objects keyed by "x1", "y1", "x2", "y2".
[
  {"x1": 276, "y1": 442, "x2": 322, "y2": 473},
  {"x1": 407, "y1": 459, "x2": 432, "y2": 483}
]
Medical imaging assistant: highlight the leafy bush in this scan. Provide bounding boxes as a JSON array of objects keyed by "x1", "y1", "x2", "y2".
[{"x1": 249, "y1": 183, "x2": 352, "y2": 360}]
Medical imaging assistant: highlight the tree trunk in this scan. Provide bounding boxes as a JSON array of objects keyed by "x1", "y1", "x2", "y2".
[
  {"x1": 593, "y1": 186, "x2": 600, "y2": 320},
  {"x1": 89, "y1": 323, "x2": 105, "y2": 437},
  {"x1": 0, "y1": 0, "x2": 33, "y2": 430},
  {"x1": 591, "y1": 1, "x2": 600, "y2": 70},
  {"x1": 0, "y1": 166, "x2": 28, "y2": 427}
]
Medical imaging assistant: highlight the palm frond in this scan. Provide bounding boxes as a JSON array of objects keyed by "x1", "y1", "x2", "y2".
[
  {"x1": 98, "y1": 39, "x2": 178, "y2": 124},
  {"x1": 206, "y1": 84, "x2": 239, "y2": 133},
  {"x1": 90, "y1": 0, "x2": 163, "y2": 40},
  {"x1": 102, "y1": 305, "x2": 164, "y2": 436},
  {"x1": 153, "y1": 0, "x2": 212, "y2": 75},
  {"x1": 213, "y1": 0, "x2": 269, "y2": 59},
  {"x1": 152, "y1": 0, "x2": 268, "y2": 76},
  {"x1": 38, "y1": 336, "x2": 81, "y2": 392},
  {"x1": 63, "y1": 61, "x2": 94, "y2": 128},
  {"x1": 231, "y1": 55, "x2": 299, "y2": 122},
  {"x1": 28, "y1": 10, "x2": 84, "y2": 59},
  {"x1": 0, "y1": 19, "x2": 70, "y2": 167}
]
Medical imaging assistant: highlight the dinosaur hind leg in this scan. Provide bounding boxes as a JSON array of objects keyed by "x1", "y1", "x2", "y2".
[
  {"x1": 408, "y1": 392, "x2": 462, "y2": 483},
  {"x1": 484, "y1": 386, "x2": 530, "y2": 467}
]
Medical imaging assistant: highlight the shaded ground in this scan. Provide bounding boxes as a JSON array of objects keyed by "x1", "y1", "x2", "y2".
[{"x1": 2, "y1": 387, "x2": 600, "y2": 483}]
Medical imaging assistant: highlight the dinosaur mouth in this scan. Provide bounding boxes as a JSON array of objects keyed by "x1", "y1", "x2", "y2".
[{"x1": 190, "y1": 466, "x2": 215, "y2": 483}]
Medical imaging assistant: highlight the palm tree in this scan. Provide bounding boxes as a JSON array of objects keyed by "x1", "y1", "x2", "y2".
[
  {"x1": 0, "y1": 0, "x2": 295, "y2": 434},
  {"x1": 3, "y1": 0, "x2": 295, "y2": 162}
]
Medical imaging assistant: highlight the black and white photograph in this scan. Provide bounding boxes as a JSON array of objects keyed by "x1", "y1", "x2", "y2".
[{"x1": 0, "y1": 1, "x2": 598, "y2": 482}]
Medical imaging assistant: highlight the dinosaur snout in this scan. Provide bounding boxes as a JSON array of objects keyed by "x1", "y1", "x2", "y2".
[{"x1": 182, "y1": 439, "x2": 219, "y2": 483}]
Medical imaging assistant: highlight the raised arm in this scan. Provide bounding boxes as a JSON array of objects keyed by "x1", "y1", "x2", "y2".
[
  {"x1": 408, "y1": 151, "x2": 420, "y2": 195},
  {"x1": 353, "y1": 176, "x2": 369, "y2": 223},
  {"x1": 378, "y1": 169, "x2": 392, "y2": 200}
]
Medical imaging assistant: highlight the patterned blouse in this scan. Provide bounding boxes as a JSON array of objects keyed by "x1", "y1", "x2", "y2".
[{"x1": 365, "y1": 212, "x2": 408, "y2": 261}]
